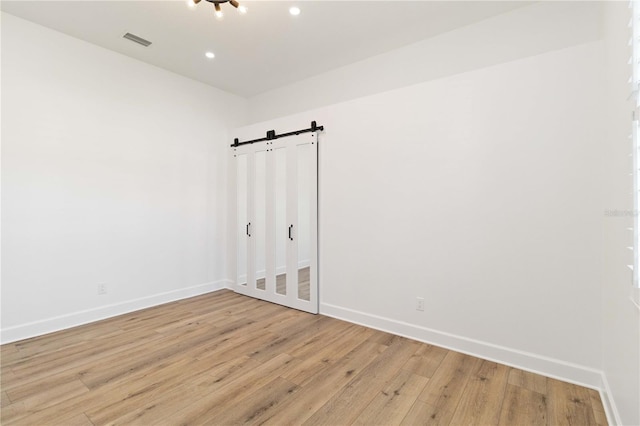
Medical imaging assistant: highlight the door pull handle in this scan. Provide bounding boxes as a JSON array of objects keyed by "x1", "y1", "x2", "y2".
[
  {"x1": 247, "y1": 223, "x2": 251, "y2": 237},
  {"x1": 289, "y1": 224, "x2": 293, "y2": 241}
]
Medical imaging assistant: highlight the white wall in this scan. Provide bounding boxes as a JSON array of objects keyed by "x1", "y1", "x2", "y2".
[
  {"x1": 248, "y1": 1, "x2": 603, "y2": 123},
  {"x1": 238, "y1": 40, "x2": 605, "y2": 389},
  {"x1": 335, "y1": 40, "x2": 603, "y2": 373},
  {"x1": 0, "y1": 13, "x2": 247, "y2": 343},
  {"x1": 601, "y1": 3, "x2": 640, "y2": 425},
  {"x1": 234, "y1": 0, "x2": 609, "y2": 398}
]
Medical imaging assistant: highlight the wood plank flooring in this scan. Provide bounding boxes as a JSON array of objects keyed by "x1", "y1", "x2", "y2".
[{"x1": 0, "y1": 290, "x2": 607, "y2": 425}]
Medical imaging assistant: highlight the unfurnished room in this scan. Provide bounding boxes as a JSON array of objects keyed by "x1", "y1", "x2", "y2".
[{"x1": 0, "y1": 1, "x2": 639, "y2": 425}]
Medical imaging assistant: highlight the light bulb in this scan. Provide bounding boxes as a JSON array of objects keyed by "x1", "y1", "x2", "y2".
[
  {"x1": 205, "y1": 52, "x2": 215, "y2": 59},
  {"x1": 238, "y1": 5, "x2": 248, "y2": 14},
  {"x1": 289, "y1": 6, "x2": 300, "y2": 16},
  {"x1": 214, "y1": 3, "x2": 223, "y2": 19},
  {"x1": 186, "y1": 0, "x2": 199, "y2": 8}
]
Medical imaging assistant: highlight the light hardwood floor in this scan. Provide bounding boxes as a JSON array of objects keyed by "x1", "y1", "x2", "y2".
[{"x1": 1, "y1": 290, "x2": 607, "y2": 425}]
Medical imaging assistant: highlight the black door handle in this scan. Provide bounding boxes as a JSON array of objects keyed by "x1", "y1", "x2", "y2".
[
  {"x1": 289, "y1": 224, "x2": 293, "y2": 241},
  {"x1": 246, "y1": 222, "x2": 251, "y2": 237}
]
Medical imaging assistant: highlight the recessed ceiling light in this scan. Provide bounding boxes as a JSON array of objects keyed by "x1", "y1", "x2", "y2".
[
  {"x1": 289, "y1": 6, "x2": 301, "y2": 16},
  {"x1": 205, "y1": 51, "x2": 215, "y2": 59}
]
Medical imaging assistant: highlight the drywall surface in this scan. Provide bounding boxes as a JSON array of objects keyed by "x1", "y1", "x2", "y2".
[
  {"x1": 1, "y1": 13, "x2": 246, "y2": 342},
  {"x1": 601, "y1": 3, "x2": 640, "y2": 425},
  {"x1": 237, "y1": 40, "x2": 605, "y2": 388},
  {"x1": 248, "y1": 1, "x2": 602, "y2": 124}
]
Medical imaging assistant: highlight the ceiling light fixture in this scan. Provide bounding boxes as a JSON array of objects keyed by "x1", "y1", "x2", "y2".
[
  {"x1": 189, "y1": 0, "x2": 245, "y2": 20},
  {"x1": 289, "y1": 6, "x2": 301, "y2": 16},
  {"x1": 205, "y1": 51, "x2": 215, "y2": 59},
  {"x1": 214, "y1": 3, "x2": 223, "y2": 19}
]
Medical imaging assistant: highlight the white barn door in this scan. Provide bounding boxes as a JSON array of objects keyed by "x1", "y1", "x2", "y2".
[{"x1": 233, "y1": 132, "x2": 318, "y2": 314}]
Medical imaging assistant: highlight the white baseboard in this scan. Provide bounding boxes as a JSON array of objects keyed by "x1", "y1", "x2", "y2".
[
  {"x1": 0, "y1": 280, "x2": 232, "y2": 344},
  {"x1": 599, "y1": 372, "x2": 623, "y2": 426},
  {"x1": 320, "y1": 302, "x2": 604, "y2": 390}
]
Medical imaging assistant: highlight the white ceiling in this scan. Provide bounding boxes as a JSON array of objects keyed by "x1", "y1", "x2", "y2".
[{"x1": 1, "y1": 1, "x2": 532, "y2": 98}]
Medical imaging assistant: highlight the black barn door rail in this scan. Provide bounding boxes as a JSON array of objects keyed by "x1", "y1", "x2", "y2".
[{"x1": 231, "y1": 121, "x2": 324, "y2": 147}]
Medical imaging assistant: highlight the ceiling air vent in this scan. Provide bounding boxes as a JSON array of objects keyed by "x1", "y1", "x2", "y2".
[{"x1": 123, "y1": 32, "x2": 152, "y2": 47}]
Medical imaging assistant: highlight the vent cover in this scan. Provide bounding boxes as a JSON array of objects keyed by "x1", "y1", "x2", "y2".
[{"x1": 123, "y1": 32, "x2": 152, "y2": 47}]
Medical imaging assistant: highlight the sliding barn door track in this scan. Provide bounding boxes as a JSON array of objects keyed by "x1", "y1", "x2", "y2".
[{"x1": 231, "y1": 121, "x2": 325, "y2": 147}]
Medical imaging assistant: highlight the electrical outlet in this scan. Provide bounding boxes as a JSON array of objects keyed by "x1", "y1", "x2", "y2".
[
  {"x1": 97, "y1": 283, "x2": 107, "y2": 295},
  {"x1": 416, "y1": 297, "x2": 425, "y2": 311}
]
